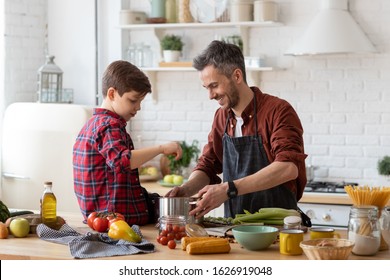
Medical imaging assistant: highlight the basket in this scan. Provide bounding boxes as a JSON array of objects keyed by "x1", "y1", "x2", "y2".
[{"x1": 300, "y1": 238, "x2": 355, "y2": 260}]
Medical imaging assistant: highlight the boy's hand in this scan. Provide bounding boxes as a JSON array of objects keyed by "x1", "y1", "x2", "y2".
[{"x1": 162, "y1": 142, "x2": 182, "y2": 160}]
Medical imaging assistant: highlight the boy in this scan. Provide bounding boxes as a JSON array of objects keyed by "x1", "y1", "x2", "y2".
[{"x1": 73, "y1": 60, "x2": 182, "y2": 225}]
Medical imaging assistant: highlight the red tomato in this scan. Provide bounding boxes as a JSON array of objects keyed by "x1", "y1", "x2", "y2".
[
  {"x1": 107, "y1": 212, "x2": 125, "y2": 227},
  {"x1": 166, "y1": 232, "x2": 175, "y2": 241},
  {"x1": 167, "y1": 240, "x2": 176, "y2": 249},
  {"x1": 87, "y1": 212, "x2": 98, "y2": 229},
  {"x1": 159, "y1": 236, "x2": 168, "y2": 245},
  {"x1": 108, "y1": 217, "x2": 123, "y2": 228},
  {"x1": 93, "y1": 217, "x2": 109, "y2": 232}
]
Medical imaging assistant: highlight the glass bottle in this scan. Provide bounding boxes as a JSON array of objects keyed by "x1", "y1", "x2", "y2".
[
  {"x1": 142, "y1": 45, "x2": 153, "y2": 67},
  {"x1": 40, "y1": 181, "x2": 57, "y2": 226},
  {"x1": 347, "y1": 205, "x2": 380, "y2": 256}
]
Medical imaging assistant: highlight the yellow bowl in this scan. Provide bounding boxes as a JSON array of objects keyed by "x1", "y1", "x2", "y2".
[{"x1": 300, "y1": 238, "x2": 355, "y2": 260}]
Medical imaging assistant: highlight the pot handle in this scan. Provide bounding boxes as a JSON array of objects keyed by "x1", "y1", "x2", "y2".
[{"x1": 297, "y1": 207, "x2": 312, "y2": 227}]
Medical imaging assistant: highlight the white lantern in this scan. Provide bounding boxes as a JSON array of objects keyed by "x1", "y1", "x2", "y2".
[{"x1": 37, "y1": 55, "x2": 63, "y2": 103}]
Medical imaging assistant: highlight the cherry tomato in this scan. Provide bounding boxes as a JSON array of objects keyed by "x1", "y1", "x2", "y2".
[
  {"x1": 93, "y1": 217, "x2": 109, "y2": 232},
  {"x1": 166, "y1": 232, "x2": 175, "y2": 241},
  {"x1": 87, "y1": 212, "x2": 98, "y2": 229},
  {"x1": 160, "y1": 236, "x2": 168, "y2": 245},
  {"x1": 172, "y1": 225, "x2": 180, "y2": 233},
  {"x1": 167, "y1": 240, "x2": 176, "y2": 249}
]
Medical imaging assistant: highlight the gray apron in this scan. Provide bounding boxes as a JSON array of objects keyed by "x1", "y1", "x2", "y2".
[{"x1": 222, "y1": 92, "x2": 297, "y2": 218}]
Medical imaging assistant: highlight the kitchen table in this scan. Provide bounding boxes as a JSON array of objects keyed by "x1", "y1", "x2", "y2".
[{"x1": 0, "y1": 211, "x2": 389, "y2": 260}]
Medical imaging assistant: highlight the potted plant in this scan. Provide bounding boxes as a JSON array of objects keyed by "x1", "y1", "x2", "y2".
[
  {"x1": 378, "y1": 156, "x2": 390, "y2": 176},
  {"x1": 160, "y1": 34, "x2": 184, "y2": 62},
  {"x1": 160, "y1": 140, "x2": 200, "y2": 177}
]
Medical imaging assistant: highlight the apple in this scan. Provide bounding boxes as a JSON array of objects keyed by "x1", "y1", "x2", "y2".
[
  {"x1": 163, "y1": 174, "x2": 174, "y2": 184},
  {"x1": 9, "y1": 218, "x2": 30, "y2": 238},
  {"x1": 147, "y1": 167, "x2": 158, "y2": 177},
  {"x1": 172, "y1": 175, "x2": 184, "y2": 185}
]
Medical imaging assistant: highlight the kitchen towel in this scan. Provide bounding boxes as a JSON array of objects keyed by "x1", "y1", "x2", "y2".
[{"x1": 36, "y1": 223, "x2": 155, "y2": 259}]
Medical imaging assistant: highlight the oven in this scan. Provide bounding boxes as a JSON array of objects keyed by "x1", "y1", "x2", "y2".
[{"x1": 298, "y1": 181, "x2": 357, "y2": 229}]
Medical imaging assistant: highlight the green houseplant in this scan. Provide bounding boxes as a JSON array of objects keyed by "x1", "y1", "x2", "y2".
[
  {"x1": 160, "y1": 140, "x2": 200, "y2": 176},
  {"x1": 161, "y1": 34, "x2": 184, "y2": 51},
  {"x1": 378, "y1": 156, "x2": 390, "y2": 176},
  {"x1": 160, "y1": 34, "x2": 184, "y2": 62}
]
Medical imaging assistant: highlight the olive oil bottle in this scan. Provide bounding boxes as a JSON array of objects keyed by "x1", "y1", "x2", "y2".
[{"x1": 40, "y1": 181, "x2": 57, "y2": 226}]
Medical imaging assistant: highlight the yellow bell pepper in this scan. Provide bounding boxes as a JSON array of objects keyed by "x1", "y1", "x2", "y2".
[{"x1": 108, "y1": 220, "x2": 142, "y2": 243}]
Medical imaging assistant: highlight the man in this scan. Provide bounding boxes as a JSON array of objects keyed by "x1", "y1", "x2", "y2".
[{"x1": 167, "y1": 40, "x2": 307, "y2": 219}]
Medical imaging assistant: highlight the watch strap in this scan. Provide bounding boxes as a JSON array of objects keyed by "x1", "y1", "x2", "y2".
[{"x1": 227, "y1": 181, "x2": 238, "y2": 198}]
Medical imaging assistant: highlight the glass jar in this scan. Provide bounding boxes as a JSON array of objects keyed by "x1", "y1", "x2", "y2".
[
  {"x1": 178, "y1": 0, "x2": 193, "y2": 23},
  {"x1": 157, "y1": 215, "x2": 187, "y2": 243},
  {"x1": 348, "y1": 205, "x2": 381, "y2": 256},
  {"x1": 142, "y1": 45, "x2": 153, "y2": 67},
  {"x1": 283, "y1": 215, "x2": 302, "y2": 230}
]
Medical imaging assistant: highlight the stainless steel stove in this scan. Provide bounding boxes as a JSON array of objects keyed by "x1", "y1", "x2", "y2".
[
  {"x1": 298, "y1": 181, "x2": 357, "y2": 228},
  {"x1": 303, "y1": 181, "x2": 357, "y2": 193}
]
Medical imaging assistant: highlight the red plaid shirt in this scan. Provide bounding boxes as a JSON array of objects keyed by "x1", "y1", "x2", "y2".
[{"x1": 73, "y1": 108, "x2": 149, "y2": 225}]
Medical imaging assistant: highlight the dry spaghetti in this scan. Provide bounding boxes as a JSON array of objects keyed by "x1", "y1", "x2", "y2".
[{"x1": 344, "y1": 185, "x2": 390, "y2": 208}]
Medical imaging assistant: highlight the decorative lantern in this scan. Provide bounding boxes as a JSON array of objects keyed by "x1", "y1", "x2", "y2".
[{"x1": 37, "y1": 55, "x2": 63, "y2": 103}]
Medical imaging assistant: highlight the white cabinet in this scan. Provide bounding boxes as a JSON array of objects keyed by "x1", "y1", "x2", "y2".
[{"x1": 119, "y1": 21, "x2": 283, "y2": 102}]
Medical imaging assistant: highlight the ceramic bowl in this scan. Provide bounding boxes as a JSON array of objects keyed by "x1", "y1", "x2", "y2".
[
  {"x1": 232, "y1": 225, "x2": 279, "y2": 251},
  {"x1": 300, "y1": 238, "x2": 355, "y2": 260}
]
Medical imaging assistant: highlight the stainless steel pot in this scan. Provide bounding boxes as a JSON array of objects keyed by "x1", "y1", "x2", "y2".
[
  {"x1": 306, "y1": 165, "x2": 317, "y2": 182},
  {"x1": 156, "y1": 197, "x2": 202, "y2": 224}
]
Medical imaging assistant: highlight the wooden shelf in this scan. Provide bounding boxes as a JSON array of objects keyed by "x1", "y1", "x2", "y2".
[
  {"x1": 119, "y1": 21, "x2": 283, "y2": 30},
  {"x1": 120, "y1": 20, "x2": 284, "y2": 103}
]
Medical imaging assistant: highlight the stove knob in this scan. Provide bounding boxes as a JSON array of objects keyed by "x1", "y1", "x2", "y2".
[
  {"x1": 322, "y1": 213, "x2": 331, "y2": 222},
  {"x1": 305, "y1": 209, "x2": 316, "y2": 219}
]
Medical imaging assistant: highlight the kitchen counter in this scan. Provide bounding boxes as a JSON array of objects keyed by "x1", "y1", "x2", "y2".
[{"x1": 0, "y1": 211, "x2": 389, "y2": 260}]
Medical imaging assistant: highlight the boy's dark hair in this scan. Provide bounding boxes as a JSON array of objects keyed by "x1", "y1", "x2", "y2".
[
  {"x1": 102, "y1": 60, "x2": 151, "y2": 97},
  {"x1": 193, "y1": 40, "x2": 247, "y2": 83}
]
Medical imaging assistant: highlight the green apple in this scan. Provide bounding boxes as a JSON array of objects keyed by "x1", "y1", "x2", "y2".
[
  {"x1": 147, "y1": 167, "x2": 158, "y2": 177},
  {"x1": 9, "y1": 218, "x2": 30, "y2": 238},
  {"x1": 163, "y1": 174, "x2": 174, "y2": 184},
  {"x1": 172, "y1": 175, "x2": 184, "y2": 185}
]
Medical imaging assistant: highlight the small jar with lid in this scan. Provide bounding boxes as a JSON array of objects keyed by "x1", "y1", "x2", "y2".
[
  {"x1": 283, "y1": 215, "x2": 302, "y2": 230},
  {"x1": 347, "y1": 205, "x2": 381, "y2": 256},
  {"x1": 157, "y1": 215, "x2": 188, "y2": 244}
]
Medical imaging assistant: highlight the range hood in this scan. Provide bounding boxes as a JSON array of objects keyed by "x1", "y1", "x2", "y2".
[{"x1": 285, "y1": 0, "x2": 377, "y2": 56}]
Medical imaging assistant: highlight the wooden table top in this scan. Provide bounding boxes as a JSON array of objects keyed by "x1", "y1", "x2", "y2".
[{"x1": 0, "y1": 211, "x2": 389, "y2": 260}]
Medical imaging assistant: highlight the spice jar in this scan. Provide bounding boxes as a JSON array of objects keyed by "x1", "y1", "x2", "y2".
[
  {"x1": 347, "y1": 205, "x2": 381, "y2": 256},
  {"x1": 157, "y1": 215, "x2": 188, "y2": 244}
]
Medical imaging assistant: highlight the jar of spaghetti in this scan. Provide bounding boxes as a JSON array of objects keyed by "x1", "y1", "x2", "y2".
[{"x1": 347, "y1": 205, "x2": 380, "y2": 256}]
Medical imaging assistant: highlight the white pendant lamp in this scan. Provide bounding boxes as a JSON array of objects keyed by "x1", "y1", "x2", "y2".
[{"x1": 285, "y1": 0, "x2": 377, "y2": 56}]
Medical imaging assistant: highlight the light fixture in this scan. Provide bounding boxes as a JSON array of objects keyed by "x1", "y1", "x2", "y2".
[{"x1": 285, "y1": 0, "x2": 377, "y2": 56}]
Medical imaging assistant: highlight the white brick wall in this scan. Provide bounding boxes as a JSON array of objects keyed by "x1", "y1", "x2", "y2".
[
  {"x1": 3, "y1": 0, "x2": 47, "y2": 105},
  {"x1": 3, "y1": 0, "x2": 390, "y2": 186}
]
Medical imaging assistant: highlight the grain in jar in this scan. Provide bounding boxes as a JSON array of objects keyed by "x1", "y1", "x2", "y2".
[{"x1": 178, "y1": 0, "x2": 193, "y2": 23}]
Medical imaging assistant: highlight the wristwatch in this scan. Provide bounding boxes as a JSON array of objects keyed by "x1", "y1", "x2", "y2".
[{"x1": 227, "y1": 181, "x2": 238, "y2": 199}]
